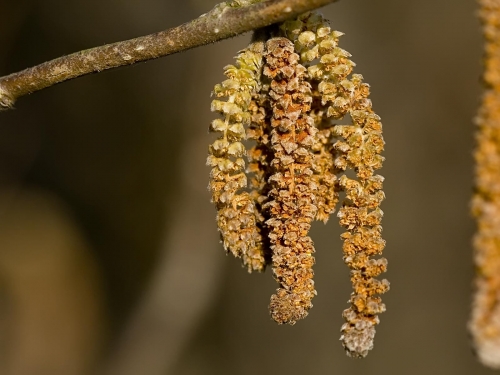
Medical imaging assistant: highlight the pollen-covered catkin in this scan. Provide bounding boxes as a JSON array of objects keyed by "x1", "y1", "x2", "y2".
[
  {"x1": 263, "y1": 37, "x2": 318, "y2": 324},
  {"x1": 208, "y1": 41, "x2": 266, "y2": 272},
  {"x1": 332, "y1": 66, "x2": 388, "y2": 360},
  {"x1": 334, "y1": 75, "x2": 388, "y2": 359},
  {"x1": 281, "y1": 13, "x2": 341, "y2": 223},
  {"x1": 470, "y1": 0, "x2": 500, "y2": 368}
]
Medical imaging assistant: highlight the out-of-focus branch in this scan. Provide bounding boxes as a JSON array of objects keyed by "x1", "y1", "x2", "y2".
[{"x1": 0, "y1": 0, "x2": 337, "y2": 110}]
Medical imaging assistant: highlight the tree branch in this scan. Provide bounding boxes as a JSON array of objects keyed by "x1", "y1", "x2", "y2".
[{"x1": 0, "y1": 0, "x2": 337, "y2": 110}]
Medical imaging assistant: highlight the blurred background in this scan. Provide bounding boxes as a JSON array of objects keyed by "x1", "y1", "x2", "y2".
[{"x1": 0, "y1": 0, "x2": 489, "y2": 374}]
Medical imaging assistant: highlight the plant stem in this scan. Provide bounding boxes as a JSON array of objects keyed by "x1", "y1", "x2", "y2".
[{"x1": 0, "y1": 0, "x2": 337, "y2": 110}]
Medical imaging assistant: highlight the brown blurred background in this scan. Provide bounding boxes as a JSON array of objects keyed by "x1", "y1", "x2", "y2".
[{"x1": 0, "y1": 0, "x2": 489, "y2": 374}]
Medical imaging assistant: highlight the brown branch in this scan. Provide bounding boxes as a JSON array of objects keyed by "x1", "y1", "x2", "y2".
[{"x1": 0, "y1": 0, "x2": 337, "y2": 110}]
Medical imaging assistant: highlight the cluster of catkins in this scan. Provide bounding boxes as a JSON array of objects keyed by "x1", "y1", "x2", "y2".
[{"x1": 207, "y1": 11, "x2": 388, "y2": 358}]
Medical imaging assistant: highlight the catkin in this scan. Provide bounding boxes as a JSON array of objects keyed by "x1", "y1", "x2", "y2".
[
  {"x1": 326, "y1": 45, "x2": 388, "y2": 361},
  {"x1": 281, "y1": 13, "x2": 341, "y2": 223},
  {"x1": 208, "y1": 41, "x2": 266, "y2": 272},
  {"x1": 471, "y1": 0, "x2": 500, "y2": 368},
  {"x1": 263, "y1": 37, "x2": 318, "y2": 324}
]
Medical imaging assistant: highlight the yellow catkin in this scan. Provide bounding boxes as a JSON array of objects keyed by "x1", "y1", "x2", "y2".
[
  {"x1": 331, "y1": 58, "x2": 388, "y2": 360},
  {"x1": 471, "y1": 0, "x2": 500, "y2": 368},
  {"x1": 208, "y1": 40, "x2": 266, "y2": 272},
  {"x1": 263, "y1": 37, "x2": 318, "y2": 324},
  {"x1": 281, "y1": 13, "x2": 341, "y2": 223}
]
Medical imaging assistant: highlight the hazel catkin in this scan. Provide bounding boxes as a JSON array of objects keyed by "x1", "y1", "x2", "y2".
[
  {"x1": 263, "y1": 37, "x2": 318, "y2": 325},
  {"x1": 208, "y1": 41, "x2": 266, "y2": 272}
]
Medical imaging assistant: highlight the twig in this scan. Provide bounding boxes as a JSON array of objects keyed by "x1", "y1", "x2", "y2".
[{"x1": 0, "y1": 0, "x2": 337, "y2": 110}]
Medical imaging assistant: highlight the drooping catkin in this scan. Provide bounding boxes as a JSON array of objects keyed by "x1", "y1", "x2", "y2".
[
  {"x1": 327, "y1": 50, "x2": 388, "y2": 361},
  {"x1": 282, "y1": 12, "x2": 389, "y2": 357},
  {"x1": 470, "y1": 0, "x2": 500, "y2": 368},
  {"x1": 263, "y1": 37, "x2": 318, "y2": 324},
  {"x1": 208, "y1": 40, "x2": 266, "y2": 272},
  {"x1": 281, "y1": 13, "x2": 341, "y2": 223}
]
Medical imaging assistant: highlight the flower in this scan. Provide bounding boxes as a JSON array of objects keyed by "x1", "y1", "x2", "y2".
[{"x1": 208, "y1": 40, "x2": 266, "y2": 272}]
